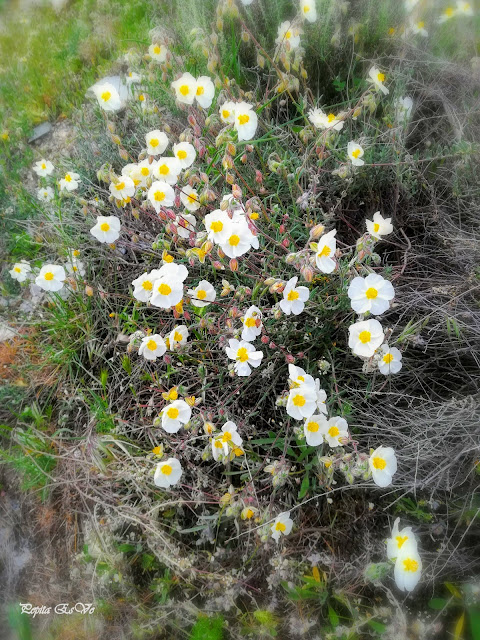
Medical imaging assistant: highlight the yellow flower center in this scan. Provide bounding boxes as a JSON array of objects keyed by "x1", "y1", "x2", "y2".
[
  {"x1": 244, "y1": 508, "x2": 254, "y2": 519},
  {"x1": 65, "y1": 174, "x2": 72, "y2": 182},
  {"x1": 100, "y1": 222, "x2": 110, "y2": 231},
  {"x1": 287, "y1": 290, "x2": 299, "y2": 301},
  {"x1": 228, "y1": 234, "x2": 240, "y2": 246},
  {"x1": 14, "y1": 267, "x2": 21, "y2": 273},
  {"x1": 153, "y1": 45, "x2": 161, "y2": 54},
  {"x1": 222, "y1": 109, "x2": 230, "y2": 119},
  {"x1": 358, "y1": 330, "x2": 371, "y2": 344},
  {"x1": 211, "y1": 220, "x2": 223, "y2": 233},
  {"x1": 318, "y1": 245, "x2": 331, "y2": 258},
  {"x1": 372, "y1": 456, "x2": 386, "y2": 470},
  {"x1": 139, "y1": 94, "x2": 145, "y2": 101},
  {"x1": 403, "y1": 558, "x2": 419, "y2": 572},
  {"x1": 146, "y1": 339, "x2": 157, "y2": 351},
  {"x1": 154, "y1": 191, "x2": 165, "y2": 202},
  {"x1": 328, "y1": 426, "x2": 340, "y2": 437},
  {"x1": 177, "y1": 149, "x2": 187, "y2": 159},
  {"x1": 161, "y1": 463, "x2": 172, "y2": 475},
  {"x1": 351, "y1": 149, "x2": 361, "y2": 159},
  {"x1": 275, "y1": 521, "x2": 286, "y2": 531},
  {"x1": 245, "y1": 317, "x2": 256, "y2": 328},
  {"x1": 115, "y1": 181, "x2": 125, "y2": 190},
  {"x1": 383, "y1": 353, "x2": 394, "y2": 364},
  {"x1": 307, "y1": 421, "x2": 319, "y2": 432},
  {"x1": 173, "y1": 331, "x2": 183, "y2": 342},
  {"x1": 196, "y1": 85, "x2": 204, "y2": 95},
  {"x1": 73, "y1": 250, "x2": 80, "y2": 257},
  {"x1": 149, "y1": 138, "x2": 159, "y2": 148},
  {"x1": 285, "y1": 30, "x2": 292, "y2": 39},
  {"x1": 365, "y1": 287, "x2": 378, "y2": 299},
  {"x1": 41, "y1": 162, "x2": 46, "y2": 169},
  {"x1": 445, "y1": 7, "x2": 454, "y2": 16},
  {"x1": 196, "y1": 289, "x2": 207, "y2": 300},
  {"x1": 377, "y1": 73, "x2": 385, "y2": 82},
  {"x1": 373, "y1": 223, "x2": 380, "y2": 232},
  {"x1": 101, "y1": 90, "x2": 111, "y2": 102},
  {"x1": 158, "y1": 283, "x2": 172, "y2": 296},
  {"x1": 158, "y1": 164, "x2": 169, "y2": 175},
  {"x1": 142, "y1": 280, "x2": 152, "y2": 291},
  {"x1": 417, "y1": 21, "x2": 424, "y2": 28},
  {"x1": 152, "y1": 446, "x2": 162, "y2": 455},
  {"x1": 187, "y1": 193, "x2": 198, "y2": 204},
  {"x1": 222, "y1": 432, "x2": 232, "y2": 442},
  {"x1": 166, "y1": 407, "x2": 179, "y2": 419},
  {"x1": 214, "y1": 439, "x2": 223, "y2": 449},
  {"x1": 238, "y1": 114, "x2": 250, "y2": 125},
  {"x1": 292, "y1": 394, "x2": 305, "y2": 407},
  {"x1": 141, "y1": 167, "x2": 150, "y2": 176},
  {"x1": 237, "y1": 347, "x2": 249, "y2": 362},
  {"x1": 44, "y1": 272, "x2": 54, "y2": 281},
  {"x1": 179, "y1": 84, "x2": 190, "y2": 96},
  {"x1": 303, "y1": 5, "x2": 310, "y2": 13},
  {"x1": 396, "y1": 535, "x2": 408, "y2": 549},
  {"x1": 327, "y1": 113, "x2": 336, "y2": 122}
]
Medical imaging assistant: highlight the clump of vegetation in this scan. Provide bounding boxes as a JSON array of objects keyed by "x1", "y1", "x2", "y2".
[{"x1": 1, "y1": 0, "x2": 480, "y2": 638}]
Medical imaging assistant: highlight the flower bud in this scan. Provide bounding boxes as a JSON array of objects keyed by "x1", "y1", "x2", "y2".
[
  {"x1": 285, "y1": 353, "x2": 295, "y2": 364},
  {"x1": 229, "y1": 258, "x2": 238, "y2": 271},
  {"x1": 119, "y1": 147, "x2": 129, "y2": 161},
  {"x1": 309, "y1": 224, "x2": 325, "y2": 240},
  {"x1": 232, "y1": 184, "x2": 242, "y2": 200},
  {"x1": 85, "y1": 285, "x2": 93, "y2": 297},
  {"x1": 261, "y1": 335, "x2": 269, "y2": 344},
  {"x1": 282, "y1": 238, "x2": 290, "y2": 248}
]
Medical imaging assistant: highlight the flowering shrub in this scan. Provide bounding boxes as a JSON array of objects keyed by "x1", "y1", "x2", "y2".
[{"x1": 3, "y1": 0, "x2": 480, "y2": 635}]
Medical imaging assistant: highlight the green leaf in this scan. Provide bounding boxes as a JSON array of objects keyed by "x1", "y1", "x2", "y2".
[
  {"x1": 468, "y1": 607, "x2": 480, "y2": 640},
  {"x1": 429, "y1": 598, "x2": 449, "y2": 610},
  {"x1": 298, "y1": 473, "x2": 310, "y2": 499},
  {"x1": 368, "y1": 619, "x2": 386, "y2": 633},
  {"x1": 328, "y1": 605, "x2": 339, "y2": 628}
]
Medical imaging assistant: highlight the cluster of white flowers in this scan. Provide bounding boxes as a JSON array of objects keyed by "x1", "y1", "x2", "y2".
[
  {"x1": 219, "y1": 100, "x2": 258, "y2": 141},
  {"x1": 172, "y1": 72, "x2": 215, "y2": 109},
  {"x1": 387, "y1": 518, "x2": 423, "y2": 591},
  {"x1": 204, "y1": 196, "x2": 259, "y2": 259},
  {"x1": 9, "y1": 246, "x2": 85, "y2": 294},
  {"x1": 225, "y1": 303, "x2": 264, "y2": 377}
]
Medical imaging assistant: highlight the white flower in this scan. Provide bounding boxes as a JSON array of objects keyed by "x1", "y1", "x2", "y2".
[
  {"x1": 314, "y1": 379, "x2": 328, "y2": 414},
  {"x1": 129, "y1": 160, "x2": 153, "y2": 187},
  {"x1": 204, "y1": 209, "x2": 231, "y2": 244},
  {"x1": 35, "y1": 264, "x2": 66, "y2": 292},
  {"x1": 157, "y1": 261, "x2": 189, "y2": 282},
  {"x1": 180, "y1": 185, "x2": 201, "y2": 211},
  {"x1": 9, "y1": 261, "x2": 31, "y2": 282},
  {"x1": 408, "y1": 20, "x2": 428, "y2": 36},
  {"x1": 377, "y1": 344, "x2": 403, "y2": 375},
  {"x1": 59, "y1": 171, "x2": 81, "y2": 192},
  {"x1": 219, "y1": 100, "x2": 236, "y2": 123},
  {"x1": 439, "y1": 5, "x2": 456, "y2": 22},
  {"x1": 348, "y1": 318, "x2": 385, "y2": 357},
  {"x1": 90, "y1": 215, "x2": 121, "y2": 244},
  {"x1": 131, "y1": 270, "x2": 162, "y2": 302},
  {"x1": 456, "y1": 1, "x2": 473, "y2": 15},
  {"x1": 320, "y1": 416, "x2": 349, "y2": 447},
  {"x1": 271, "y1": 511, "x2": 293, "y2": 542},
  {"x1": 387, "y1": 518, "x2": 417, "y2": 560},
  {"x1": 219, "y1": 216, "x2": 258, "y2": 258},
  {"x1": 195, "y1": 75, "x2": 215, "y2": 109},
  {"x1": 225, "y1": 338, "x2": 263, "y2": 376},
  {"x1": 308, "y1": 108, "x2": 343, "y2": 131},
  {"x1": 276, "y1": 21, "x2": 301, "y2": 49},
  {"x1": 154, "y1": 458, "x2": 182, "y2": 488},
  {"x1": 315, "y1": 229, "x2": 337, "y2": 273},
  {"x1": 300, "y1": 0, "x2": 317, "y2": 22},
  {"x1": 188, "y1": 280, "x2": 216, "y2": 307},
  {"x1": 171, "y1": 72, "x2": 197, "y2": 105},
  {"x1": 212, "y1": 421, "x2": 243, "y2": 461},
  {"x1": 395, "y1": 96, "x2": 413, "y2": 121},
  {"x1": 286, "y1": 384, "x2": 317, "y2": 420},
  {"x1": 280, "y1": 276, "x2": 309, "y2": 315},
  {"x1": 33, "y1": 159, "x2": 54, "y2": 176},
  {"x1": 146, "y1": 130, "x2": 169, "y2": 156},
  {"x1": 150, "y1": 276, "x2": 184, "y2": 309},
  {"x1": 153, "y1": 157, "x2": 181, "y2": 185},
  {"x1": 168, "y1": 325, "x2": 189, "y2": 349},
  {"x1": 347, "y1": 141, "x2": 365, "y2": 166},
  {"x1": 304, "y1": 414, "x2": 327, "y2": 446},
  {"x1": 366, "y1": 211, "x2": 393, "y2": 239},
  {"x1": 37, "y1": 186, "x2": 54, "y2": 202},
  {"x1": 348, "y1": 273, "x2": 395, "y2": 316},
  {"x1": 92, "y1": 82, "x2": 123, "y2": 111},
  {"x1": 367, "y1": 66, "x2": 389, "y2": 95},
  {"x1": 147, "y1": 181, "x2": 176, "y2": 212},
  {"x1": 369, "y1": 445, "x2": 397, "y2": 487},
  {"x1": 160, "y1": 399, "x2": 192, "y2": 433},
  {"x1": 149, "y1": 42, "x2": 167, "y2": 63},
  {"x1": 109, "y1": 176, "x2": 135, "y2": 201},
  {"x1": 241, "y1": 305, "x2": 262, "y2": 342},
  {"x1": 234, "y1": 102, "x2": 258, "y2": 141},
  {"x1": 176, "y1": 212, "x2": 197, "y2": 239},
  {"x1": 173, "y1": 142, "x2": 196, "y2": 169},
  {"x1": 288, "y1": 364, "x2": 315, "y2": 388},
  {"x1": 394, "y1": 545, "x2": 422, "y2": 592},
  {"x1": 138, "y1": 334, "x2": 167, "y2": 361},
  {"x1": 65, "y1": 258, "x2": 85, "y2": 277},
  {"x1": 126, "y1": 70, "x2": 142, "y2": 85}
]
